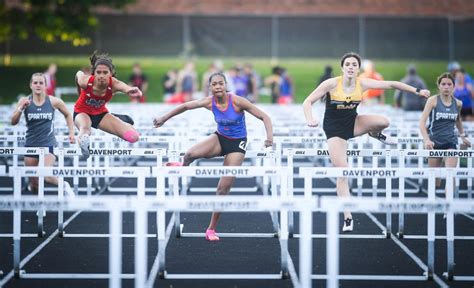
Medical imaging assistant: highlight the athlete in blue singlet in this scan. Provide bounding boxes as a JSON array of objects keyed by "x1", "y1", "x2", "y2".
[{"x1": 153, "y1": 72, "x2": 273, "y2": 241}]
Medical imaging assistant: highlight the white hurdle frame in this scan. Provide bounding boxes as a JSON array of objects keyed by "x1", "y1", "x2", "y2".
[
  {"x1": 300, "y1": 167, "x2": 474, "y2": 284},
  {"x1": 1, "y1": 195, "x2": 472, "y2": 288},
  {"x1": 0, "y1": 147, "x2": 47, "y2": 237},
  {"x1": 152, "y1": 166, "x2": 291, "y2": 280}
]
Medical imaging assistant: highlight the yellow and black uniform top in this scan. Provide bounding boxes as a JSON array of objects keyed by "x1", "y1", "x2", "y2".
[{"x1": 322, "y1": 76, "x2": 363, "y2": 140}]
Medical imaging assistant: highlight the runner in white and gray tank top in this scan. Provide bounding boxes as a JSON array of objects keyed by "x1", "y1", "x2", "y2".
[
  {"x1": 427, "y1": 94, "x2": 459, "y2": 149},
  {"x1": 419, "y1": 73, "x2": 471, "y2": 190},
  {"x1": 11, "y1": 73, "x2": 76, "y2": 197},
  {"x1": 24, "y1": 94, "x2": 57, "y2": 151}
]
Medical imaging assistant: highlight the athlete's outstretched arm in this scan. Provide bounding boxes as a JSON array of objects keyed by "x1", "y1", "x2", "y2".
[
  {"x1": 361, "y1": 78, "x2": 430, "y2": 98},
  {"x1": 153, "y1": 97, "x2": 212, "y2": 128},
  {"x1": 112, "y1": 78, "x2": 142, "y2": 98},
  {"x1": 235, "y1": 97, "x2": 273, "y2": 147},
  {"x1": 302, "y1": 78, "x2": 337, "y2": 127},
  {"x1": 419, "y1": 96, "x2": 436, "y2": 149}
]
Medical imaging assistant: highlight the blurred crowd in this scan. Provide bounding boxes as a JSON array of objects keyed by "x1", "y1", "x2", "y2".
[{"x1": 41, "y1": 58, "x2": 474, "y2": 120}]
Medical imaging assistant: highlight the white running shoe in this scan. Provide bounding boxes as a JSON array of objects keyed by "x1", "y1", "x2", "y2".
[
  {"x1": 79, "y1": 134, "x2": 91, "y2": 159},
  {"x1": 369, "y1": 132, "x2": 397, "y2": 146},
  {"x1": 342, "y1": 218, "x2": 353, "y2": 232},
  {"x1": 63, "y1": 181, "x2": 75, "y2": 198}
]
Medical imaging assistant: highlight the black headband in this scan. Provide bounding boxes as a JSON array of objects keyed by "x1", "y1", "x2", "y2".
[{"x1": 93, "y1": 59, "x2": 114, "y2": 71}]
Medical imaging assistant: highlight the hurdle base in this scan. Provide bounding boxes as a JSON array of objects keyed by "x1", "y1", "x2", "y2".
[
  {"x1": 14, "y1": 269, "x2": 25, "y2": 279},
  {"x1": 396, "y1": 232, "x2": 404, "y2": 239},
  {"x1": 180, "y1": 224, "x2": 278, "y2": 238},
  {"x1": 442, "y1": 271, "x2": 454, "y2": 281},
  {"x1": 423, "y1": 271, "x2": 433, "y2": 280}
]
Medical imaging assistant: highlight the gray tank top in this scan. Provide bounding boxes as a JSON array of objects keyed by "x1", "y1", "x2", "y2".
[
  {"x1": 24, "y1": 95, "x2": 57, "y2": 147},
  {"x1": 428, "y1": 95, "x2": 458, "y2": 146}
]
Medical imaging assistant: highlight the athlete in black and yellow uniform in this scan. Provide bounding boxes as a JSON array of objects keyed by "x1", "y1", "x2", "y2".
[
  {"x1": 323, "y1": 76, "x2": 363, "y2": 140},
  {"x1": 303, "y1": 52, "x2": 430, "y2": 232}
]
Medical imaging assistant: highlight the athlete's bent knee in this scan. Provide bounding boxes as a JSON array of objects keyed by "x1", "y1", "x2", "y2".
[{"x1": 123, "y1": 130, "x2": 140, "y2": 143}]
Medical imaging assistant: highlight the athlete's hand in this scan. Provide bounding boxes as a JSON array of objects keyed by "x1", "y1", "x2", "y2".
[
  {"x1": 127, "y1": 87, "x2": 142, "y2": 98},
  {"x1": 68, "y1": 133, "x2": 76, "y2": 144},
  {"x1": 153, "y1": 116, "x2": 166, "y2": 128},
  {"x1": 18, "y1": 98, "x2": 30, "y2": 111},
  {"x1": 264, "y1": 139, "x2": 273, "y2": 148},
  {"x1": 460, "y1": 136, "x2": 471, "y2": 150},
  {"x1": 418, "y1": 89, "x2": 430, "y2": 98},
  {"x1": 306, "y1": 118, "x2": 319, "y2": 128},
  {"x1": 424, "y1": 139, "x2": 435, "y2": 150}
]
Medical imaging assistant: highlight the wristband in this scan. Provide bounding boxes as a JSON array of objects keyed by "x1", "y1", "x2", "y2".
[
  {"x1": 415, "y1": 88, "x2": 421, "y2": 95},
  {"x1": 460, "y1": 133, "x2": 467, "y2": 137},
  {"x1": 17, "y1": 107, "x2": 24, "y2": 113}
]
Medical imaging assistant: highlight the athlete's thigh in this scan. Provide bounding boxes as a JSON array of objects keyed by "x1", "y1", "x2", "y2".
[
  {"x1": 187, "y1": 133, "x2": 222, "y2": 159},
  {"x1": 353, "y1": 114, "x2": 387, "y2": 137},
  {"x1": 44, "y1": 153, "x2": 56, "y2": 167},
  {"x1": 74, "y1": 113, "x2": 92, "y2": 129},
  {"x1": 217, "y1": 152, "x2": 246, "y2": 187},
  {"x1": 98, "y1": 113, "x2": 134, "y2": 138},
  {"x1": 444, "y1": 157, "x2": 458, "y2": 168},
  {"x1": 428, "y1": 157, "x2": 443, "y2": 167},
  {"x1": 327, "y1": 137, "x2": 348, "y2": 167}
]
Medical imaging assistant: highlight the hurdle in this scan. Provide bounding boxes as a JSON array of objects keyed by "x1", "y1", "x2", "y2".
[
  {"x1": 152, "y1": 166, "x2": 291, "y2": 279},
  {"x1": 320, "y1": 196, "x2": 474, "y2": 287},
  {"x1": 10, "y1": 166, "x2": 150, "y2": 239},
  {"x1": 0, "y1": 147, "x2": 48, "y2": 237},
  {"x1": 395, "y1": 149, "x2": 474, "y2": 239},
  {"x1": 0, "y1": 195, "x2": 314, "y2": 288},
  {"x1": 300, "y1": 167, "x2": 474, "y2": 283}
]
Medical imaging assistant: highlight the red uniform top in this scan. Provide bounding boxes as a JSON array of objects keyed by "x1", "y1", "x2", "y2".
[{"x1": 74, "y1": 76, "x2": 113, "y2": 115}]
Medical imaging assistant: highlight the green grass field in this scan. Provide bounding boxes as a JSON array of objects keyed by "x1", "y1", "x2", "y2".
[{"x1": 1, "y1": 55, "x2": 473, "y2": 105}]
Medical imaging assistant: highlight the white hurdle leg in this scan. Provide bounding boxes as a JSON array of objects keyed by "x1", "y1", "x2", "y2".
[
  {"x1": 326, "y1": 206, "x2": 339, "y2": 288},
  {"x1": 135, "y1": 207, "x2": 148, "y2": 288},
  {"x1": 13, "y1": 168, "x2": 22, "y2": 278},
  {"x1": 426, "y1": 169, "x2": 436, "y2": 280},
  {"x1": 300, "y1": 203, "x2": 313, "y2": 288},
  {"x1": 58, "y1": 148, "x2": 65, "y2": 237},
  {"x1": 37, "y1": 148, "x2": 45, "y2": 237},
  {"x1": 445, "y1": 169, "x2": 455, "y2": 280},
  {"x1": 109, "y1": 208, "x2": 122, "y2": 288},
  {"x1": 397, "y1": 150, "x2": 405, "y2": 238},
  {"x1": 385, "y1": 151, "x2": 392, "y2": 238}
]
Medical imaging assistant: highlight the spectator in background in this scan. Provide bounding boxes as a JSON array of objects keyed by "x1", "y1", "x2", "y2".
[
  {"x1": 162, "y1": 69, "x2": 177, "y2": 102},
  {"x1": 360, "y1": 60, "x2": 384, "y2": 104},
  {"x1": 394, "y1": 64, "x2": 427, "y2": 111},
  {"x1": 44, "y1": 63, "x2": 57, "y2": 96},
  {"x1": 453, "y1": 70, "x2": 474, "y2": 121},
  {"x1": 176, "y1": 61, "x2": 197, "y2": 102},
  {"x1": 265, "y1": 66, "x2": 282, "y2": 104},
  {"x1": 448, "y1": 61, "x2": 473, "y2": 85},
  {"x1": 318, "y1": 65, "x2": 333, "y2": 85},
  {"x1": 278, "y1": 68, "x2": 294, "y2": 105},
  {"x1": 128, "y1": 63, "x2": 148, "y2": 103},
  {"x1": 231, "y1": 65, "x2": 251, "y2": 100},
  {"x1": 243, "y1": 63, "x2": 259, "y2": 103}
]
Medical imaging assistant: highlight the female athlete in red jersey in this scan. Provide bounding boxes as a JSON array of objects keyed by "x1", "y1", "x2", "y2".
[{"x1": 74, "y1": 51, "x2": 142, "y2": 158}]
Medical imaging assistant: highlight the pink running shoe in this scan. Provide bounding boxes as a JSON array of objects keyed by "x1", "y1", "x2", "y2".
[
  {"x1": 165, "y1": 162, "x2": 183, "y2": 167},
  {"x1": 205, "y1": 229, "x2": 220, "y2": 241}
]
